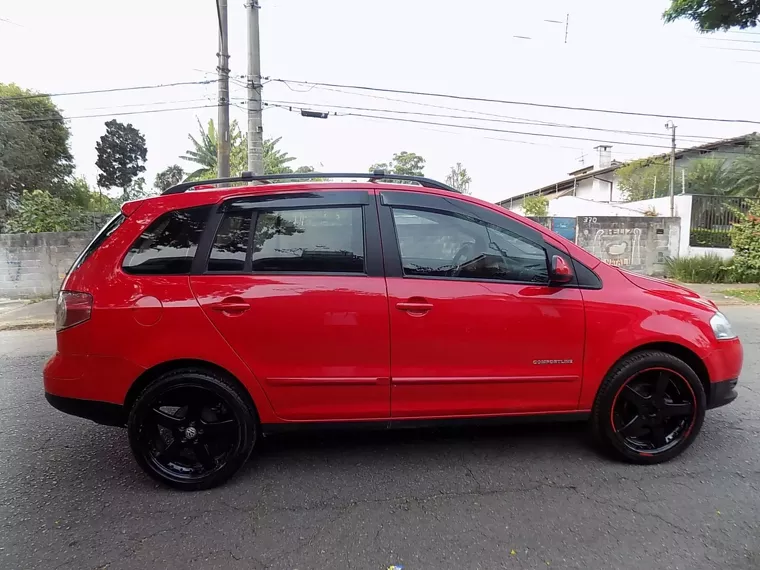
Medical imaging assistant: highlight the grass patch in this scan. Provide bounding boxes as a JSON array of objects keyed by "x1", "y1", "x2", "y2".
[{"x1": 722, "y1": 289, "x2": 760, "y2": 303}]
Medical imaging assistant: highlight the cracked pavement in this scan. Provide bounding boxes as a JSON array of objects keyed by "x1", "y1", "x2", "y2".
[{"x1": 1, "y1": 305, "x2": 759, "y2": 570}]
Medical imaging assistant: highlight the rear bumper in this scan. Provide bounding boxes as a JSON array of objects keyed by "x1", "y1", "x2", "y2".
[
  {"x1": 707, "y1": 378, "x2": 739, "y2": 410},
  {"x1": 45, "y1": 393, "x2": 125, "y2": 426}
]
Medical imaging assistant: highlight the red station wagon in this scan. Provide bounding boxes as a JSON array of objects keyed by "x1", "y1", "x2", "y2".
[{"x1": 44, "y1": 172, "x2": 743, "y2": 490}]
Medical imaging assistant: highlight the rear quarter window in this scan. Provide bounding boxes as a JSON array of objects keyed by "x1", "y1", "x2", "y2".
[{"x1": 123, "y1": 206, "x2": 211, "y2": 275}]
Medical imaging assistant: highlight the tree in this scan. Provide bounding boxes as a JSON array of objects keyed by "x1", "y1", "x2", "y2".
[
  {"x1": 684, "y1": 158, "x2": 735, "y2": 195},
  {"x1": 445, "y1": 163, "x2": 472, "y2": 194},
  {"x1": 181, "y1": 119, "x2": 305, "y2": 179},
  {"x1": 154, "y1": 165, "x2": 185, "y2": 192},
  {"x1": 731, "y1": 144, "x2": 760, "y2": 197},
  {"x1": 181, "y1": 118, "x2": 219, "y2": 180},
  {"x1": 0, "y1": 84, "x2": 74, "y2": 216},
  {"x1": 263, "y1": 136, "x2": 297, "y2": 174},
  {"x1": 96, "y1": 120, "x2": 147, "y2": 196},
  {"x1": 119, "y1": 177, "x2": 152, "y2": 204},
  {"x1": 617, "y1": 158, "x2": 672, "y2": 201},
  {"x1": 522, "y1": 195, "x2": 549, "y2": 217},
  {"x1": 369, "y1": 151, "x2": 426, "y2": 182},
  {"x1": 663, "y1": 0, "x2": 760, "y2": 31}
]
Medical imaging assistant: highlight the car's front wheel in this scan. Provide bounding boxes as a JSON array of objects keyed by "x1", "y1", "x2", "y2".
[
  {"x1": 127, "y1": 367, "x2": 257, "y2": 490},
  {"x1": 591, "y1": 350, "x2": 706, "y2": 464}
]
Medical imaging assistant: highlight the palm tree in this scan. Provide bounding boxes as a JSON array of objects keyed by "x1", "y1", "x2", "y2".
[
  {"x1": 730, "y1": 144, "x2": 760, "y2": 197},
  {"x1": 263, "y1": 137, "x2": 296, "y2": 174},
  {"x1": 685, "y1": 158, "x2": 734, "y2": 196},
  {"x1": 181, "y1": 120, "x2": 300, "y2": 179},
  {"x1": 180, "y1": 119, "x2": 218, "y2": 180}
]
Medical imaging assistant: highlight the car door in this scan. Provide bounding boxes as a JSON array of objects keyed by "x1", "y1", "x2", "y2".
[
  {"x1": 377, "y1": 190, "x2": 586, "y2": 418},
  {"x1": 189, "y1": 190, "x2": 391, "y2": 421}
]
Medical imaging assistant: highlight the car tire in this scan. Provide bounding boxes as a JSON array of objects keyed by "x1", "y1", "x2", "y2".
[
  {"x1": 591, "y1": 350, "x2": 706, "y2": 464},
  {"x1": 127, "y1": 367, "x2": 257, "y2": 491}
]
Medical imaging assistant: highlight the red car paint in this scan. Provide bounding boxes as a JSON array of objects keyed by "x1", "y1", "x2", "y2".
[{"x1": 44, "y1": 182, "x2": 743, "y2": 426}]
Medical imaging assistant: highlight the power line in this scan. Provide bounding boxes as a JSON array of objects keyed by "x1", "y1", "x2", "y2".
[
  {"x1": 264, "y1": 98, "x2": 722, "y2": 143},
  {"x1": 0, "y1": 16, "x2": 22, "y2": 26},
  {"x1": 0, "y1": 79, "x2": 217, "y2": 102},
  {"x1": 0, "y1": 103, "x2": 220, "y2": 124},
  {"x1": 701, "y1": 36, "x2": 760, "y2": 44},
  {"x1": 704, "y1": 45, "x2": 760, "y2": 53},
  {"x1": 285, "y1": 85, "x2": 723, "y2": 142},
  {"x1": 269, "y1": 78, "x2": 760, "y2": 126},
  {"x1": 270, "y1": 103, "x2": 760, "y2": 157}
]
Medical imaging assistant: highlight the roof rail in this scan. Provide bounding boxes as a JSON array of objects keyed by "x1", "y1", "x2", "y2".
[{"x1": 162, "y1": 170, "x2": 460, "y2": 195}]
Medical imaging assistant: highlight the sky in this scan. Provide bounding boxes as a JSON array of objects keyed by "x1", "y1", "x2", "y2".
[{"x1": 2, "y1": 0, "x2": 760, "y2": 203}]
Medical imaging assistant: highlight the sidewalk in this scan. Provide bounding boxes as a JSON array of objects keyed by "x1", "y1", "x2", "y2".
[
  {"x1": 0, "y1": 298, "x2": 56, "y2": 331},
  {"x1": 675, "y1": 282, "x2": 760, "y2": 305}
]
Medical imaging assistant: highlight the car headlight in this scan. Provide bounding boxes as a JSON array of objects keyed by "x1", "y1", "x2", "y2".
[{"x1": 710, "y1": 312, "x2": 737, "y2": 340}]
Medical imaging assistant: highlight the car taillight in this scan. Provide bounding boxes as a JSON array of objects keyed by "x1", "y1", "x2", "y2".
[{"x1": 55, "y1": 291, "x2": 93, "y2": 331}]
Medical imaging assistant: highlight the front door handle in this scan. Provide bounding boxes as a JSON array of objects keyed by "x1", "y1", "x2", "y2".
[
  {"x1": 209, "y1": 299, "x2": 250, "y2": 313},
  {"x1": 396, "y1": 301, "x2": 433, "y2": 315}
]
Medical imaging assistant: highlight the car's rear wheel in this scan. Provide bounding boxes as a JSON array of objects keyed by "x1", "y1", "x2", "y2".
[
  {"x1": 591, "y1": 351, "x2": 706, "y2": 464},
  {"x1": 127, "y1": 368, "x2": 257, "y2": 491}
]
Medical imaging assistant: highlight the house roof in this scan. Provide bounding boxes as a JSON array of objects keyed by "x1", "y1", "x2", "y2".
[{"x1": 497, "y1": 132, "x2": 758, "y2": 206}]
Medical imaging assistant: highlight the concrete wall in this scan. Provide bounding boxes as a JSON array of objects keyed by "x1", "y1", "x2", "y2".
[
  {"x1": 577, "y1": 216, "x2": 680, "y2": 276},
  {"x1": 0, "y1": 231, "x2": 95, "y2": 299}
]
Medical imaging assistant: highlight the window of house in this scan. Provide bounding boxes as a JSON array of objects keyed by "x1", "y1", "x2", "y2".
[
  {"x1": 392, "y1": 208, "x2": 548, "y2": 283},
  {"x1": 123, "y1": 206, "x2": 211, "y2": 275},
  {"x1": 251, "y1": 207, "x2": 365, "y2": 273}
]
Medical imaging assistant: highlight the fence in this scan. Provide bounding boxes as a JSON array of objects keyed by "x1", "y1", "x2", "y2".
[{"x1": 689, "y1": 195, "x2": 758, "y2": 248}]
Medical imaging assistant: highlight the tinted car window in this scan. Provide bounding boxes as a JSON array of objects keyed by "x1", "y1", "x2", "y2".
[
  {"x1": 123, "y1": 206, "x2": 211, "y2": 275},
  {"x1": 207, "y1": 211, "x2": 253, "y2": 272},
  {"x1": 252, "y1": 207, "x2": 365, "y2": 273},
  {"x1": 71, "y1": 213, "x2": 125, "y2": 272},
  {"x1": 392, "y1": 208, "x2": 548, "y2": 283}
]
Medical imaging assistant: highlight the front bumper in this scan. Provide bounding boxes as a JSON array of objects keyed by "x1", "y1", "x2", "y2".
[
  {"x1": 45, "y1": 393, "x2": 125, "y2": 426},
  {"x1": 707, "y1": 378, "x2": 739, "y2": 410}
]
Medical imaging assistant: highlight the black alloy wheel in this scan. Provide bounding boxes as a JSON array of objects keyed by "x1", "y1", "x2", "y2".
[
  {"x1": 592, "y1": 350, "x2": 706, "y2": 464},
  {"x1": 611, "y1": 368, "x2": 697, "y2": 454},
  {"x1": 128, "y1": 368, "x2": 257, "y2": 490}
]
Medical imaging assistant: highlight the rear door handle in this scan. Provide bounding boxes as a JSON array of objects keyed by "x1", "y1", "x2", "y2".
[
  {"x1": 209, "y1": 299, "x2": 250, "y2": 313},
  {"x1": 396, "y1": 302, "x2": 434, "y2": 312}
]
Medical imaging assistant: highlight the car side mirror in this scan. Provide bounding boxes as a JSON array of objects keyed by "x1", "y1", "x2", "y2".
[{"x1": 550, "y1": 255, "x2": 573, "y2": 284}]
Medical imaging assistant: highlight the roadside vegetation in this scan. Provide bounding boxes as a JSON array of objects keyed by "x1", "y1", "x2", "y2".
[{"x1": 721, "y1": 289, "x2": 760, "y2": 303}]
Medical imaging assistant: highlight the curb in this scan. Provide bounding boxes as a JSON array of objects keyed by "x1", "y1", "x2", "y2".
[{"x1": 0, "y1": 320, "x2": 55, "y2": 332}]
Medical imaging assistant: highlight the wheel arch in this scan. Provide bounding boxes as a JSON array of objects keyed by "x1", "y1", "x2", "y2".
[
  {"x1": 124, "y1": 358, "x2": 260, "y2": 418},
  {"x1": 612, "y1": 341, "x2": 710, "y2": 405}
]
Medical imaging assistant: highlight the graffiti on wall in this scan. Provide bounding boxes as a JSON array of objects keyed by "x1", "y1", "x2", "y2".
[
  {"x1": 590, "y1": 226, "x2": 642, "y2": 267},
  {"x1": 576, "y1": 216, "x2": 679, "y2": 275}
]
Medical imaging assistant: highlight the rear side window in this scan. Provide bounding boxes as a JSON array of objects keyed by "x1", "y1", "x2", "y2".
[
  {"x1": 70, "y1": 213, "x2": 125, "y2": 272},
  {"x1": 207, "y1": 211, "x2": 253, "y2": 272},
  {"x1": 123, "y1": 206, "x2": 211, "y2": 275},
  {"x1": 252, "y1": 207, "x2": 365, "y2": 273}
]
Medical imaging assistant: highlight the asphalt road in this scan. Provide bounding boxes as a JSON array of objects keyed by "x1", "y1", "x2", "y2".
[{"x1": 2, "y1": 307, "x2": 759, "y2": 570}]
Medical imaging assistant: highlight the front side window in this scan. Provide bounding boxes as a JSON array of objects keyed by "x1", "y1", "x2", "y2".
[
  {"x1": 252, "y1": 207, "x2": 365, "y2": 273},
  {"x1": 123, "y1": 206, "x2": 211, "y2": 275},
  {"x1": 392, "y1": 208, "x2": 548, "y2": 283}
]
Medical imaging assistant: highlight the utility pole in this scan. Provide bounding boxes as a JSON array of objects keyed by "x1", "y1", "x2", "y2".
[
  {"x1": 216, "y1": 0, "x2": 230, "y2": 177},
  {"x1": 666, "y1": 120, "x2": 677, "y2": 216},
  {"x1": 246, "y1": 0, "x2": 264, "y2": 174}
]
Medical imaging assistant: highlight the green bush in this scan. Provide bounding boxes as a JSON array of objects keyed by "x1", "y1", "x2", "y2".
[
  {"x1": 730, "y1": 201, "x2": 760, "y2": 283},
  {"x1": 665, "y1": 254, "x2": 734, "y2": 283},
  {"x1": 5, "y1": 189, "x2": 88, "y2": 233},
  {"x1": 689, "y1": 228, "x2": 731, "y2": 248}
]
